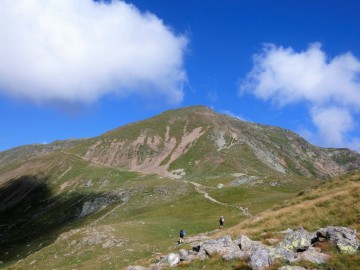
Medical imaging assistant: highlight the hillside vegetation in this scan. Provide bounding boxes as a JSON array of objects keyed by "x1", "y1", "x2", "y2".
[
  {"x1": 175, "y1": 170, "x2": 360, "y2": 270},
  {"x1": 0, "y1": 106, "x2": 359, "y2": 269}
]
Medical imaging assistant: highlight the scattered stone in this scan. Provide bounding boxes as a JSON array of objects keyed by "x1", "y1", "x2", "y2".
[
  {"x1": 83, "y1": 179, "x2": 93, "y2": 187},
  {"x1": 200, "y1": 236, "x2": 239, "y2": 257},
  {"x1": 166, "y1": 253, "x2": 180, "y2": 267},
  {"x1": 234, "y1": 235, "x2": 262, "y2": 252},
  {"x1": 248, "y1": 245, "x2": 271, "y2": 270},
  {"x1": 299, "y1": 247, "x2": 330, "y2": 264},
  {"x1": 178, "y1": 249, "x2": 197, "y2": 262},
  {"x1": 269, "y1": 247, "x2": 299, "y2": 264},
  {"x1": 125, "y1": 226, "x2": 359, "y2": 270},
  {"x1": 126, "y1": 266, "x2": 146, "y2": 270},
  {"x1": 178, "y1": 249, "x2": 188, "y2": 260},
  {"x1": 278, "y1": 266, "x2": 306, "y2": 270},
  {"x1": 57, "y1": 226, "x2": 125, "y2": 251}
]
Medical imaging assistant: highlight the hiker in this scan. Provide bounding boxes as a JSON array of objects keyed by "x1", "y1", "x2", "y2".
[
  {"x1": 219, "y1": 216, "x2": 224, "y2": 229},
  {"x1": 179, "y1": 229, "x2": 186, "y2": 243}
]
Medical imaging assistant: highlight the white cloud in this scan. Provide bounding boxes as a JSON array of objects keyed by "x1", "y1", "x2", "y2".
[
  {"x1": 240, "y1": 43, "x2": 360, "y2": 151},
  {"x1": 0, "y1": 0, "x2": 188, "y2": 104},
  {"x1": 221, "y1": 110, "x2": 247, "y2": 121},
  {"x1": 311, "y1": 107, "x2": 354, "y2": 146}
]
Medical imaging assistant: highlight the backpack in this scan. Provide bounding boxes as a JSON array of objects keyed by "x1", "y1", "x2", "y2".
[{"x1": 180, "y1": 230, "x2": 185, "y2": 237}]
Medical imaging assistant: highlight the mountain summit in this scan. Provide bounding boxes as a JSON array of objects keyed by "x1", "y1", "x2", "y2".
[{"x1": 65, "y1": 105, "x2": 359, "y2": 180}]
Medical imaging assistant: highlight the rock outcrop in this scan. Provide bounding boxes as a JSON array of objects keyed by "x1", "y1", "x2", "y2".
[
  {"x1": 126, "y1": 226, "x2": 360, "y2": 270},
  {"x1": 317, "y1": 226, "x2": 360, "y2": 254}
]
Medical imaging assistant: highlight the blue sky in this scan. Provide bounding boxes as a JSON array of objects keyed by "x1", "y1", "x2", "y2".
[{"x1": 1, "y1": 0, "x2": 360, "y2": 152}]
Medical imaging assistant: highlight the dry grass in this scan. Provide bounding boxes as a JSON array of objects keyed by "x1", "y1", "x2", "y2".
[
  {"x1": 190, "y1": 172, "x2": 360, "y2": 269},
  {"x1": 212, "y1": 172, "x2": 360, "y2": 239}
]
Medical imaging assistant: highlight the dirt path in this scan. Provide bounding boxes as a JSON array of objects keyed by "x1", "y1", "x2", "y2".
[{"x1": 187, "y1": 181, "x2": 251, "y2": 216}]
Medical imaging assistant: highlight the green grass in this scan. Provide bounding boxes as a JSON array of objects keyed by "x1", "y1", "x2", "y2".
[
  {"x1": 0, "y1": 151, "x2": 328, "y2": 270},
  {"x1": 1, "y1": 104, "x2": 359, "y2": 270},
  {"x1": 4, "y1": 171, "x2": 323, "y2": 270},
  {"x1": 208, "y1": 176, "x2": 321, "y2": 214},
  {"x1": 171, "y1": 171, "x2": 360, "y2": 270},
  {"x1": 4, "y1": 168, "x2": 360, "y2": 270},
  {"x1": 5, "y1": 184, "x2": 245, "y2": 270}
]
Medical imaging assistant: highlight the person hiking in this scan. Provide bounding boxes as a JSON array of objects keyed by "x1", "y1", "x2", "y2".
[
  {"x1": 179, "y1": 229, "x2": 186, "y2": 243},
  {"x1": 219, "y1": 216, "x2": 224, "y2": 229}
]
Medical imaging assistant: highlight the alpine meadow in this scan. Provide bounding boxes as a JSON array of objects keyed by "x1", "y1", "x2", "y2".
[{"x1": 1, "y1": 106, "x2": 360, "y2": 269}]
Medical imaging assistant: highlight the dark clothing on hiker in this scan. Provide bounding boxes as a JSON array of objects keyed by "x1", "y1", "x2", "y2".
[
  {"x1": 179, "y1": 229, "x2": 186, "y2": 243},
  {"x1": 219, "y1": 216, "x2": 224, "y2": 228}
]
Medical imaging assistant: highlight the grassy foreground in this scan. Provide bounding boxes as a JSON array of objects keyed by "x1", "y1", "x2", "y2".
[
  {"x1": 180, "y1": 170, "x2": 360, "y2": 270},
  {"x1": 2, "y1": 154, "x2": 359, "y2": 270}
]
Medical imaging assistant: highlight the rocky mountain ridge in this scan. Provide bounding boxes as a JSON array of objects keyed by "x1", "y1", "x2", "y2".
[
  {"x1": 2, "y1": 106, "x2": 359, "y2": 181},
  {"x1": 67, "y1": 106, "x2": 360, "y2": 180}
]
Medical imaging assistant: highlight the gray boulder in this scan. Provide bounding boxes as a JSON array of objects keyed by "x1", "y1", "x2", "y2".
[
  {"x1": 178, "y1": 249, "x2": 188, "y2": 260},
  {"x1": 248, "y1": 244, "x2": 272, "y2": 270},
  {"x1": 234, "y1": 235, "x2": 262, "y2": 252},
  {"x1": 269, "y1": 247, "x2": 300, "y2": 264},
  {"x1": 200, "y1": 236, "x2": 239, "y2": 257},
  {"x1": 178, "y1": 249, "x2": 197, "y2": 262},
  {"x1": 319, "y1": 226, "x2": 360, "y2": 254},
  {"x1": 222, "y1": 250, "x2": 249, "y2": 261},
  {"x1": 299, "y1": 247, "x2": 330, "y2": 264},
  {"x1": 277, "y1": 227, "x2": 312, "y2": 252},
  {"x1": 166, "y1": 253, "x2": 180, "y2": 267},
  {"x1": 156, "y1": 253, "x2": 180, "y2": 268}
]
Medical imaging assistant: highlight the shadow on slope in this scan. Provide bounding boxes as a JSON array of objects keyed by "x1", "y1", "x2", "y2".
[{"x1": 0, "y1": 175, "x2": 114, "y2": 264}]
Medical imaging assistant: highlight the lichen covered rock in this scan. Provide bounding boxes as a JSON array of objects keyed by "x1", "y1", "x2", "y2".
[
  {"x1": 278, "y1": 227, "x2": 312, "y2": 252},
  {"x1": 319, "y1": 226, "x2": 360, "y2": 254}
]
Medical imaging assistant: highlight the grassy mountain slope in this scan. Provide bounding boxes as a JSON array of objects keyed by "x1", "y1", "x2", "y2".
[
  {"x1": 69, "y1": 106, "x2": 360, "y2": 180},
  {"x1": 0, "y1": 106, "x2": 359, "y2": 269},
  {"x1": 0, "y1": 139, "x2": 83, "y2": 170},
  {"x1": 0, "y1": 151, "x2": 242, "y2": 269},
  {"x1": 177, "y1": 170, "x2": 360, "y2": 270}
]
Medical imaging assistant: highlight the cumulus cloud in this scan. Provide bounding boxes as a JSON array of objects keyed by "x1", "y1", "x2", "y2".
[
  {"x1": 240, "y1": 43, "x2": 360, "y2": 150},
  {"x1": 311, "y1": 107, "x2": 354, "y2": 146},
  {"x1": 221, "y1": 110, "x2": 247, "y2": 121},
  {"x1": 0, "y1": 0, "x2": 188, "y2": 104}
]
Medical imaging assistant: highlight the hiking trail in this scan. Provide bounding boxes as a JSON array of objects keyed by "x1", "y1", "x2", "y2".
[{"x1": 187, "y1": 181, "x2": 251, "y2": 216}]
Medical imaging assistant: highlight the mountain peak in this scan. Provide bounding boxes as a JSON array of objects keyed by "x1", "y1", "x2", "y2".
[
  {"x1": 159, "y1": 105, "x2": 216, "y2": 118},
  {"x1": 68, "y1": 106, "x2": 360, "y2": 180}
]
